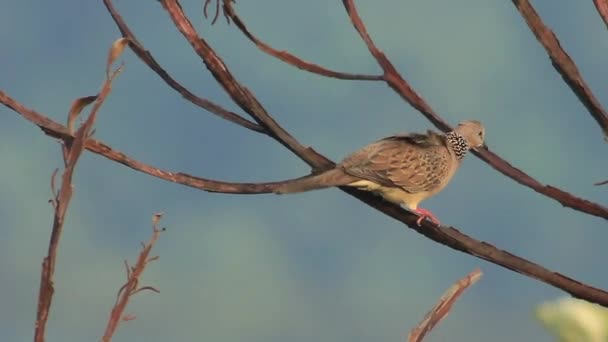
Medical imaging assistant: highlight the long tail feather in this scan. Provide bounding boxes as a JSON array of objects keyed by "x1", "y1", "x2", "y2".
[{"x1": 274, "y1": 169, "x2": 356, "y2": 194}]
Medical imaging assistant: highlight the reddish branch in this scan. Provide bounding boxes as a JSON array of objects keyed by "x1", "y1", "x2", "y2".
[
  {"x1": 340, "y1": 0, "x2": 608, "y2": 219},
  {"x1": 594, "y1": 0, "x2": 608, "y2": 30},
  {"x1": 101, "y1": 214, "x2": 163, "y2": 342},
  {"x1": 222, "y1": 4, "x2": 383, "y2": 81},
  {"x1": 3, "y1": 84, "x2": 608, "y2": 307},
  {"x1": 0, "y1": 90, "x2": 287, "y2": 194},
  {"x1": 160, "y1": 0, "x2": 332, "y2": 169},
  {"x1": 512, "y1": 0, "x2": 608, "y2": 139},
  {"x1": 3, "y1": 0, "x2": 608, "y2": 306},
  {"x1": 408, "y1": 268, "x2": 482, "y2": 342},
  {"x1": 34, "y1": 67, "x2": 121, "y2": 342},
  {"x1": 202, "y1": 0, "x2": 608, "y2": 219},
  {"x1": 102, "y1": 0, "x2": 265, "y2": 135}
]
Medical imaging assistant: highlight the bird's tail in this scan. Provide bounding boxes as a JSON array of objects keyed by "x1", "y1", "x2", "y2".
[{"x1": 274, "y1": 168, "x2": 356, "y2": 194}]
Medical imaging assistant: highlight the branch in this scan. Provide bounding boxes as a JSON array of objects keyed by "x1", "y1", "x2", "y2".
[
  {"x1": 34, "y1": 46, "x2": 123, "y2": 342},
  {"x1": 102, "y1": 0, "x2": 266, "y2": 135},
  {"x1": 101, "y1": 213, "x2": 164, "y2": 342},
  {"x1": 594, "y1": 0, "x2": 608, "y2": 31},
  {"x1": 5, "y1": 90, "x2": 608, "y2": 307},
  {"x1": 595, "y1": 179, "x2": 608, "y2": 186},
  {"x1": 512, "y1": 0, "x2": 608, "y2": 141},
  {"x1": 160, "y1": 0, "x2": 333, "y2": 170},
  {"x1": 407, "y1": 268, "x2": 482, "y2": 342},
  {"x1": 222, "y1": 3, "x2": 384, "y2": 81},
  {"x1": 203, "y1": 0, "x2": 232, "y2": 25},
  {"x1": 341, "y1": 0, "x2": 608, "y2": 220},
  {"x1": 0, "y1": 89, "x2": 279, "y2": 194}
]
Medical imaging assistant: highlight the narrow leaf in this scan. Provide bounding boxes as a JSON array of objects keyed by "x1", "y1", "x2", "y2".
[{"x1": 67, "y1": 95, "x2": 97, "y2": 134}]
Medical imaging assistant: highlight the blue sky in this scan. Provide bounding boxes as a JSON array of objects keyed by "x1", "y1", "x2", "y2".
[{"x1": 2, "y1": 1, "x2": 608, "y2": 341}]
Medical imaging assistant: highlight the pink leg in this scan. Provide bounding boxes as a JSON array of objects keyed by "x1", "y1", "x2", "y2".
[{"x1": 413, "y1": 208, "x2": 441, "y2": 226}]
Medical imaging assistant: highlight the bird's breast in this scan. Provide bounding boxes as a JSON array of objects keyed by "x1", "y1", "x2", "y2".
[{"x1": 346, "y1": 180, "x2": 429, "y2": 209}]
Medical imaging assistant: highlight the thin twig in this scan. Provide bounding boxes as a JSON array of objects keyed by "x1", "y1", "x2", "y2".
[
  {"x1": 223, "y1": 3, "x2": 383, "y2": 81},
  {"x1": 408, "y1": 268, "x2": 482, "y2": 342},
  {"x1": 0, "y1": 89, "x2": 279, "y2": 193},
  {"x1": 4, "y1": 89, "x2": 608, "y2": 306},
  {"x1": 340, "y1": 0, "x2": 608, "y2": 219},
  {"x1": 102, "y1": 0, "x2": 265, "y2": 134},
  {"x1": 595, "y1": 179, "x2": 608, "y2": 186},
  {"x1": 34, "y1": 50, "x2": 122, "y2": 342},
  {"x1": 160, "y1": 0, "x2": 332, "y2": 169},
  {"x1": 512, "y1": 0, "x2": 608, "y2": 140},
  {"x1": 101, "y1": 213, "x2": 164, "y2": 342}
]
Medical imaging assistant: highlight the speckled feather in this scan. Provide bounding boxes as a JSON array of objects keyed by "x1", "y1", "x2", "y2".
[
  {"x1": 274, "y1": 120, "x2": 485, "y2": 209},
  {"x1": 340, "y1": 130, "x2": 455, "y2": 194}
]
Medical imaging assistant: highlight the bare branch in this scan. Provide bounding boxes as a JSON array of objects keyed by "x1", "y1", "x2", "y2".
[
  {"x1": 340, "y1": 0, "x2": 608, "y2": 219},
  {"x1": 594, "y1": 0, "x2": 608, "y2": 31},
  {"x1": 512, "y1": 0, "x2": 608, "y2": 140},
  {"x1": 223, "y1": 4, "x2": 383, "y2": 81},
  {"x1": 102, "y1": 0, "x2": 266, "y2": 135},
  {"x1": 34, "y1": 51, "x2": 120, "y2": 342},
  {"x1": 595, "y1": 179, "x2": 608, "y2": 186},
  {"x1": 0, "y1": 0, "x2": 606, "y2": 314},
  {"x1": 203, "y1": 0, "x2": 233, "y2": 25},
  {"x1": 0, "y1": 89, "x2": 285, "y2": 194},
  {"x1": 408, "y1": 268, "x2": 482, "y2": 342},
  {"x1": 4, "y1": 87, "x2": 608, "y2": 306},
  {"x1": 101, "y1": 213, "x2": 164, "y2": 342},
  {"x1": 160, "y1": 0, "x2": 333, "y2": 170}
]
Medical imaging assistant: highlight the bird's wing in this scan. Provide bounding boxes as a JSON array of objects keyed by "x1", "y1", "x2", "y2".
[{"x1": 339, "y1": 133, "x2": 451, "y2": 193}]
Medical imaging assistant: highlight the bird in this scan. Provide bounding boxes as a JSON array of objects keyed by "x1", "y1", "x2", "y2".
[{"x1": 274, "y1": 120, "x2": 486, "y2": 226}]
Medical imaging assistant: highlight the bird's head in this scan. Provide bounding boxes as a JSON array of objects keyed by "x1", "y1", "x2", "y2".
[{"x1": 454, "y1": 120, "x2": 486, "y2": 149}]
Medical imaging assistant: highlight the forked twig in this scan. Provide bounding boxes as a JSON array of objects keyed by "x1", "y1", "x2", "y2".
[
  {"x1": 34, "y1": 40, "x2": 125, "y2": 342},
  {"x1": 102, "y1": 0, "x2": 265, "y2": 134},
  {"x1": 101, "y1": 213, "x2": 164, "y2": 342}
]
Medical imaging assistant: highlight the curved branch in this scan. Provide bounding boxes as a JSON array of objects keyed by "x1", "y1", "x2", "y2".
[
  {"x1": 0, "y1": 89, "x2": 278, "y2": 194},
  {"x1": 341, "y1": 0, "x2": 608, "y2": 220},
  {"x1": 513, "y1": 0, "x2": 608, "y2": 140},
  {"x1": 160, "y1": 0, "x2": 333, "y2": 170},
  {"x1": 4, "y1": 0, "x2": 604, "y2": 308},
  {"x1": 222, "y1": 3, "x2": 383, "y2": 81},
  {"x1": 102, "y1": 0, "x2": 265, "y2": 134},
  {"x1": 4, "y1": 86, "x2": 608, "y2": 306}
]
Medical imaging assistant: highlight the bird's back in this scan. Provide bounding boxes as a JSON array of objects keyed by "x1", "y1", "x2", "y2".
[{"x1": 339, "y1": 131, "x2": 456, "y2": 195}]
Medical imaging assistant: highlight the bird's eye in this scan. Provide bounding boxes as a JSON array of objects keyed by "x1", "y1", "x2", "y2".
[{"x1": 478, "y1": 131, "x2": 483, "y2": 137}]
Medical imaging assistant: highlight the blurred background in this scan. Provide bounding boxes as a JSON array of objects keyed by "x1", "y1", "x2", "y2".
[{"x1": 2, "y1": 1, "x2": 608, "y2": 341}]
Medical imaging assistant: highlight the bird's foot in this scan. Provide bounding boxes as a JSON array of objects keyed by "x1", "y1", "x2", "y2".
[{"x1": 414, "y1": 208, "x2": 441, "y2": 226}]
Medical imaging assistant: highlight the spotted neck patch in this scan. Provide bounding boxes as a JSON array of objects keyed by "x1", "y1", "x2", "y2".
[{"x1": 446, "y1": 131, "x2": 469, "y2": 160}]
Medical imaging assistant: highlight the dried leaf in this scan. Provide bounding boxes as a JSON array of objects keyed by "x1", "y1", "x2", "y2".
[
  {"x1": 67, "y1": 95, "x2": 97, "y2": 134},
  {"x1": 106, "y1": 37, "x2": 130, "y2": 78}
]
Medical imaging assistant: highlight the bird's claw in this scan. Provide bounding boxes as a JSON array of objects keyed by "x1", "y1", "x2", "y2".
[{"x1": 414, "y1": 208, "x2": 441, "y2": 226}]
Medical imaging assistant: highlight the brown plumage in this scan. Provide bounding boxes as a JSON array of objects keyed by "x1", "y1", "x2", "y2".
[{"x1": 275, "y1": 121, "x2": 486, "y2": 225}]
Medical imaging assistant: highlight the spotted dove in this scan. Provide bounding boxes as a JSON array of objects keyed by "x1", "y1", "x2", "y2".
[{"x1": 274, "y1": 120, "x2": 486, "y2": 225}]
